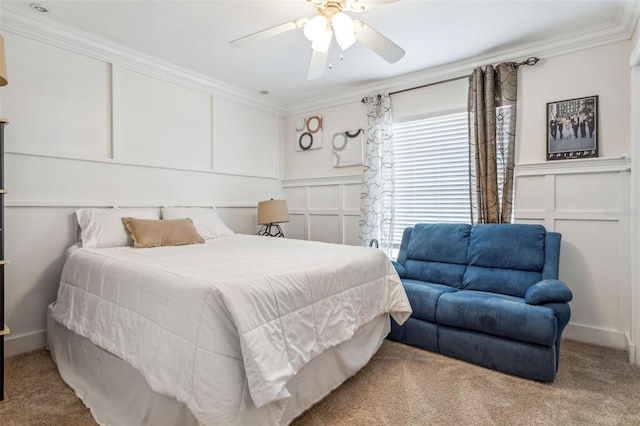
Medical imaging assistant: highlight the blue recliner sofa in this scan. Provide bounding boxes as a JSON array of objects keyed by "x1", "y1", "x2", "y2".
[{"x1": 388, "y1": 223, "x2": 573, "y2": 382}]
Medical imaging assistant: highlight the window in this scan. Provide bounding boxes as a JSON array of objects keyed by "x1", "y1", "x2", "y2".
[{"x1": 392, "y1": 111, "x2": 471, "y2": 251}]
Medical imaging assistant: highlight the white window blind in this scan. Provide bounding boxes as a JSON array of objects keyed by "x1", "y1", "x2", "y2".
[{"x1": 392, "y1": 111, "x2": 471, "y2": 247}]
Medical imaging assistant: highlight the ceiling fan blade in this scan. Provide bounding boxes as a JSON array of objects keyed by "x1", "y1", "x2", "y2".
[
  {"x1": 353, "y1": 20, "x2": 405, "y2": 63},
  {"x1": 307, "y1": 49, "x2": 329, "y2": 80},
  {"x1": 344, "y1": 0, "x2": 399, "y2": 12},
  {"x1": 230, "y1": 18, "x2": 308, "y2": 47}
]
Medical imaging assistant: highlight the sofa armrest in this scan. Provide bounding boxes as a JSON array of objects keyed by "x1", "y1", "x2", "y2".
[
  {"x1": 391, "y1": 260, "x2": 407, "y2": 279},
  {"x1": 525, "y1": 279, "x2": 573, "y2": 305}
]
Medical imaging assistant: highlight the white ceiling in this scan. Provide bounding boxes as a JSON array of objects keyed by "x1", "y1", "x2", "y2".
[{"x1": 3, "y1": 0, "x2": 639, "y2": 108}]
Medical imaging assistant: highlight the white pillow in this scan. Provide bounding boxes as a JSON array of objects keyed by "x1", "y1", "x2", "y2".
[
  {"x1": 76, "y1": 208, "x2": 161, "y2": 248},
  {"x1": 161, "y1": 207, "x2": 234, "y2": 239}
]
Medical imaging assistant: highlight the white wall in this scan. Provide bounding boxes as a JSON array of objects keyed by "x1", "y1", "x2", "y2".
[
  {"x1": 517, "y1": 42, "x2": 631, "y2": 162},
  {"x1": 0, "y1": 29, "x2": 284, "y2": 355},
  {"x1": 283, "y1": 102, "x2": 367, "y2": 242},
  {"x1": 514, "y1": 41, "x2": 633, "y2": 351},
  {"x1": 283, "y1": 41, "x2": 636, "y2": 351},
  {"x1": 284, "y1": 101, "x2": 368, "y2": 180},
  {"x1": 629, "y1": 17, "x2": 640, "y2": 364}
]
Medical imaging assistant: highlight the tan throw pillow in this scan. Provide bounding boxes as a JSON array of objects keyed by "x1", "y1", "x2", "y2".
[{"x1": 122, "y1": 217, "x2": 205, "y2": 248}]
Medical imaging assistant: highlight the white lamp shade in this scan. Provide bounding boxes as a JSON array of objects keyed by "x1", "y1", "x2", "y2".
[
  {"x1": 332, "y1": 12, "x2": 356, "y2": 51},
  {"x1": 311, "y1": 29, "x2": 333, "y2": 53},
  {"x1": 303, "y1": 15, "x2": 328, "y2": 42},
  {"x1": 257, "y1": 199, "x2": 290, "y2": 225},
  {"x1": 0, "y1": 34, "x2": 7, "y2": 87}
]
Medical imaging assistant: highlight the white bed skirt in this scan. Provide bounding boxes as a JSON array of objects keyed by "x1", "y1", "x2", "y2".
[{"x1": 47, "y1": 304, "x2": 390, "y2": 426}]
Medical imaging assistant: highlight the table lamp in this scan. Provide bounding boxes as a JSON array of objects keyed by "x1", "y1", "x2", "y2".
[{"x1": 257, "y1": 199, "x2": 289, "y2": 237}]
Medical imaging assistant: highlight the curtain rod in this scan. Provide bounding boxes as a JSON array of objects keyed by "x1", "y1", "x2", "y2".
[{"x1": 361, "y1": 57, "x2": 539, "y2": 103}]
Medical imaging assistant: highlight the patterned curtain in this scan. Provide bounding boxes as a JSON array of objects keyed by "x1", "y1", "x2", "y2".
[
  {"x1": 360, "y1": 91, "x2": 395, "y2": 254},
  {"x1": 468, "y1": 63, "x2": 518, "y2": 223}
]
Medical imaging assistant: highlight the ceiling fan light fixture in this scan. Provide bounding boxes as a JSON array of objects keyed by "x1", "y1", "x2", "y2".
[
  {"x1": 303, "y1": 15, "x2": 328, "y2": 42},
  {"x1": 311, "y1": 29, "x2": 333, "y2": 53},
  {"x1": 332, "y1": 12, "x2": 356, "y2": 50},
  {"x1": 231, "y1": 0, "x2": 405, "y2": 80}
]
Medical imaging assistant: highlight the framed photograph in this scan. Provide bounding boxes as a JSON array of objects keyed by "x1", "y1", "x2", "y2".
[{"x1": 546, "y1": 95, "x2": 598, "y2": 160}]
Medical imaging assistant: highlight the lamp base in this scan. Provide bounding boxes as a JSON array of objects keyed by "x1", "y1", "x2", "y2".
[{"x1": 257, "y1": 224, "x2": 285, "y2": 238}]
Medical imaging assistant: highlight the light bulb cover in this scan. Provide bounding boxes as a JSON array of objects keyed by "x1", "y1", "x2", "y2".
[
  {"x1": 311, "y1": 29, "x2": 333, "y2": 53},
  {"x1": 332, "y1": 12, "x2": 356, "y2": 51},
  {"x1": 303, "y1": 15, "x2": 328, "y2": 42}
]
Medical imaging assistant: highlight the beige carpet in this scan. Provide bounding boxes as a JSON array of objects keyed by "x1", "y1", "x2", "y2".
[{"x1": 1, "y1": 339, "x2": 639, "y2": 425}]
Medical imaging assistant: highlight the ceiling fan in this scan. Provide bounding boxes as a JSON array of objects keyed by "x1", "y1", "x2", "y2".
[{"x1": 230, "y1": 0, "x2": 405, "y2": 80}]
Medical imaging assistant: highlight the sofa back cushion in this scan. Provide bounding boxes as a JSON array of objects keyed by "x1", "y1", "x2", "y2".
[
  {"x1": 463, "y1": 224, "x2": 546, "y2": 297},
  {"x1": 405, "y1": 223, "x2": 471, "y2": 288}
]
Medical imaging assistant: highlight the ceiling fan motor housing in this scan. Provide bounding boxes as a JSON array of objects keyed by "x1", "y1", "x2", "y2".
[{"x1": 231, "y1": 0, "x2": 404, "y2": 79}]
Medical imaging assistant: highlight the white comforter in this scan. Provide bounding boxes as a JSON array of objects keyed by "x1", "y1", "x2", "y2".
[{"x1": 52, "y1": 235, "x2": 411, "y2": 424}]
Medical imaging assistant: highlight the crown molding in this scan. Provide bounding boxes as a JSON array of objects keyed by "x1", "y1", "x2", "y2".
[
  {"x1": 0, "y1": 4, "x2": 288, "y2": 117},
  {"x1": 1, "y1": 2, "x2": 637, "y2": 118},
  {"x1": 284, "y1": 1, "x2": 640, "y2": 115},
  {"x1": 631, "y1": 1, "x2": 640, "y2": 66}
]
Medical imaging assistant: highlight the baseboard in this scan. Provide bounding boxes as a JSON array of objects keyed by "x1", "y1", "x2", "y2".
[
  {"x1": 626, "y1": 333, "x2": 637, "y2": 364},
  {"x1": 563, "y1": 323, "x2": 627, "y2": 350},
  {"x1": 4, "y1": 329, "x2": 46, "y2": 357}
]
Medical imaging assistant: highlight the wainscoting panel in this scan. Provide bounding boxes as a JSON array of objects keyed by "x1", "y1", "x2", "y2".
[
  {"x1": 555, "y1": 219, "x2": 621, "y2": 329},
  {"x1": 212, "y1": 97, "x2": 279, "y2": 178},
  {"x1": 1, "y1": 23, "x2": 284, "y2": 179},
  {"x1": 283, "y1": 176, "x2": 363, "y2": 246},
  {"x1": 343, "y1": 184, "x2": 362, "y2": 211},
  {"x1": 343, "y1": 215, "x2": 362, "y2": 246},
  {"x1": 113, "y1": 66, "x2": 213, "y2": 170},
  {"x1": 514, "y1": 157, "x2": 631, "y2": 350},
  {"x1": 555, "y1": 172, "x2": 619, "y2": 212},
  {"x1": 285, "y1": 214, "x2": 307, "y2": 241},
  {"x1": 215, "y1": 206, "x2": 259, "y2": 235},
  {"x1": 1, "y1": 33, "x2": 112, "y2": 160},
  {"x1": 309, "y1": 215, "x2": 341, "y2": 244},
  {"x1": 514, "y1": 175, "x2": 546, "y2": 212},
  {"x1": 309, "y1": 185, "x2": 340, "y2": 210},
  {"x1": 286, "y1": 187, "x2": 306, "y2": 210}
]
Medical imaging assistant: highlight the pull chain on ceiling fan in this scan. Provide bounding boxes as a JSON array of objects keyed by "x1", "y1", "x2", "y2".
[{"x1": 230, "y1": 0, "x2": 405, "y2": 80}]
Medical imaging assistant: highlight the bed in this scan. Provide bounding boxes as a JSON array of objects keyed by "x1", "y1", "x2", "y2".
[{"x1": 47, "y1": 207, "x2": 411, "y2": 425}]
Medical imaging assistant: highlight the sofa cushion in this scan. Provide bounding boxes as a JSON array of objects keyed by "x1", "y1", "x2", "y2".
[
  {"x1": 466, "y1": 224, "x2": 546, "y2": 271},
  {"x1": 402, "y1": 279, "x2": 458, "y2": 323},
  {"x1": 436, "y1": 290, "x2": 557, "y2": 347},
  {"x1": 463, "y1": 266, "x2": 543, "y2": 298},
  {"x1": 408, "y1": 223, "x2": 471, "y2": 264},
  {"x1": 405, "y1": 223, "x2": 471, "y2": 288},
  {"x1": 405, "y1": 260, "x2": 467, "y2": 289},
  {"x1": 463, "y1": 224, "x2": 546, "y2": 297}
]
